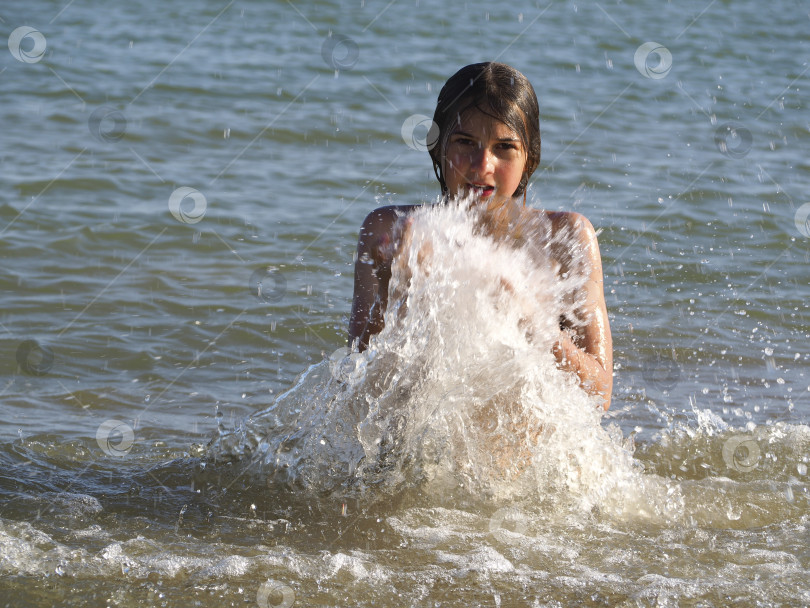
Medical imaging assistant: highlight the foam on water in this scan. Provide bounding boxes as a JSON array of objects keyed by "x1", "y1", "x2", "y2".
[
  {"x1": 2, "y1": 391, "x2": 810, "y2": 604},
  {"x1": 210, "y1": 198, "x2": 682, "y2": 520}
]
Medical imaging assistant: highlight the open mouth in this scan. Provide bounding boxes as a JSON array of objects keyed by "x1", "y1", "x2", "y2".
[{"x1": 468, "y1": 183, "x2": 495, "y2": 197}]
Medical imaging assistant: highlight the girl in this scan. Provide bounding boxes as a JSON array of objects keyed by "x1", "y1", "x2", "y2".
[{"x1": 348, "y1": 62, "x2": 613, "y2": 410}]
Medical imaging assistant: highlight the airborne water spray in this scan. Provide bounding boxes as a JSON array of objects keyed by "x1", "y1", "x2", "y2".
[{"x1": 211, "y1": 196, "x2": 683, "y2": 520}]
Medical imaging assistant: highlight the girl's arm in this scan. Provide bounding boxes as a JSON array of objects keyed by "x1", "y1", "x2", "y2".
[
  {"x1": 348, "y1": 206, "x2": 414, "y2": 351},
  {"x1": 552, "y1": 214, "x2": 613, "y2": 410}
]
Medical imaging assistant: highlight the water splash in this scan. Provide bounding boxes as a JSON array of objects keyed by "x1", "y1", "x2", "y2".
[{"x1": 210, "y1": 198, "x2": 680, "y2": 519}]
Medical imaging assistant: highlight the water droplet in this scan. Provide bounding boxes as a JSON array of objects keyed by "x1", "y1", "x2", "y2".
[{"x1": 726, "y1": 504, "x2": 742, "y2": 521}]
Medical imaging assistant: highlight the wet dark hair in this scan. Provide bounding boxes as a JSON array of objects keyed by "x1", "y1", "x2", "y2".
[{"x1": 429, "y1": 62, "x2": 541, "y2": 199}]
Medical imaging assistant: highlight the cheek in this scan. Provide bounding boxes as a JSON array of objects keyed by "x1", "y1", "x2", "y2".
[
  {"x1": 492, "y1": 160, "x2": 526, "y2": 197},
  {"x1": 497, "y1": 161, "x2": 524, "y2": 185},
  {"x1": 447, "y1": 149, "x2": 468, "y2": 169},
  {"x1": 444, "y1": 151, "x2": 470, "y2": 183}
]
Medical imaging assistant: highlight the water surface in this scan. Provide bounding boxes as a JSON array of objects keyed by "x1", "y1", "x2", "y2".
[{"x1": 2, "y1": 0, "x2": 809, "y2": 605}]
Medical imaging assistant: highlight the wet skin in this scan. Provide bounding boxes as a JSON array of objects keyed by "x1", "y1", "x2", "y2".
[{"x1": 348, "y1": 110, "x2": 613, "y2": 410}]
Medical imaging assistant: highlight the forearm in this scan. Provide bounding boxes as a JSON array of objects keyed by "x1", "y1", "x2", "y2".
[
  {"x1": 348, "y1": 251, "x2": 392, "y2": 351},
  {"x1": 552, "y1": 331, "x2": 612, "y2": 410},
  {"x1": 349, "y1": 207, "x2": 414, "y2": 351}
]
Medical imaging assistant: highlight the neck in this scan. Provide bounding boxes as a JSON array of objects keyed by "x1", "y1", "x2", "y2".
[{"x1": 473, "y1": 197, "x2": 524, "y2": 242}]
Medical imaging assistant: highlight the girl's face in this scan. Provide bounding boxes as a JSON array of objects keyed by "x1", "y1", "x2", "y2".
[{"x1": 442, "y1": 108, "x2": 527, "y2": 205}]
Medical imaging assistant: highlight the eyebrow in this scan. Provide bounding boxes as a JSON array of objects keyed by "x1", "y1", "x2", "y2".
[{"x1": 451, "y1": 130, "x2": 521, "y2": 143}]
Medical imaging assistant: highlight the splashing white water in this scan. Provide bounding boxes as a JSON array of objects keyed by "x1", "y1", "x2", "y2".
[{"x1": 213, "y1": 198, "x2": 682, "y2": 519}]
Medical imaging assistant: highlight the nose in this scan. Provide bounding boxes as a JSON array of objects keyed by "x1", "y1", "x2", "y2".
[{"x1": 469, "y1": 145, "x2": 494, "y2": 176}]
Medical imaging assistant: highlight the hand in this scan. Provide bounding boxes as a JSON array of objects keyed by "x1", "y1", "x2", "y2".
[{"x1": 552, "y1": 329, "x2": 580, "y2": 372}]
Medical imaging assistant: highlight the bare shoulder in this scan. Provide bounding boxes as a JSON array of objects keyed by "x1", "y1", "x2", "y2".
[
  {"x1": 542, "y1": 210, "x2": 597, "y2": 241},
  {"x1": 360, "y1": 204, "x2": 420, "y2": 229},
  {"x1": 542, "y1": 209, "x2": 600, "y2": 256},
  {"x1": 358, "y1": 204, "x2": 420, "y2": 244}
]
